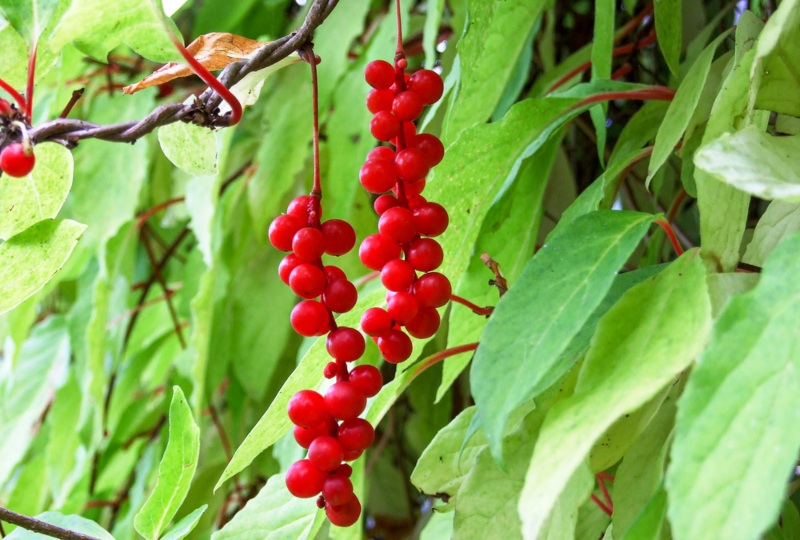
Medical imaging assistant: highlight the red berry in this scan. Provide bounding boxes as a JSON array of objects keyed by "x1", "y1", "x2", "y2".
[
  {"x1": 268, "y1": 214, "x2": 304, "y2": 251},
  {"x1": 392, "y1": 91, "x2": 424, "y2": 121},
  {"x1": 377, "y1": 329, "x2": 413, "y2": 363},
  {"x1": 361, "y1": 308, "x2": 393, "y2": 337},
  {"x1": 387, "y1": 292, "x2": 419, "y2": 324},
  {"x1": 407, "y1": 194, "x2": 427, "y2": 209},
  {"x1": 413, "y1": 272, "x2": 451, "y2": 308},
  {"x1": 326, "y1": 496, "x2": 362, "y2": 527},
  {"x1": 412, "y1": 202, "x2": 449, "y2": 237},
  {"x1": 325, "y1": 265, "x2": 347, "y2": 282},
  {"x1": 290, "y1": 300, "x2": 331, "y2": 336},
  {"x1": 370, "y1": 111, "x2": 400, "y2": 141},
  {"x1": 289, "y1": 263, "x2": 327, "y2": 298},
  {"x1": 359, "y1": 234, "x2": 402, "y2": 271},
  {"x1": 321, "y1": 219, "x2": 356, "y2": 256},
  {"x1": 390, "y1": 121, "x2": 416, "y2": 147},
  {"x1": 348, "y1": 365, "x2": 383, "y2": 397},
  {"x1": 322, "y1": 279, "x2": 358, "y2": 313},
  {"x1": 337, "y1": 464, "x2": 353, "y2": 477},
  {"x1": 286, "y1": 459, "x2": 327, "y2": 498},
  {"x1": 323, "y1": 474, "x2": 354, "y2": 506},
  {"x1": 337, "y1": 418, "x2": 375, "y2": 451},
  {"x1": 405, "y1": 307, "x2": 441, "y2": 339},
  {"x1": 308, "y1": 435, "x2": 345, "y2": 472},
  {"x1": 343, "y1": 448, "x2": 363, "y2": 461},
  {"x1": 292, "y1": 227, "x2": 326, "y2": 262},
  {"x1": 365, "y1": 60, "x2": 395, "y2": 89},
  {"x1": 324, "y1": 362, "x2": 339, "y2": 379},
  {"x1": 326, "y1": 327, "x2": 366, "y2": 362},
  {"x1": 378, "y1": 207, "x2": 416, "y2": 244},
  {"x1": 374, "y1": 194, "x2": 399, "y2": 215},
  {"x1": 359, "y1": 159, "x2": 398, "y2": 193},
  {"x1": 0, "y1": 143, "x2": 35, "y2": 178},
  {"x1": 367, "y1": 146, "x2": 395, "y2": 161},
  {"x1": 404, "y1": 178, "x2": 426, "y2": 197},
  {"x1": 0, "y1": 99, "x2": 11, "y2": 116},
  {"x1": 407, "y1": 238, "x2": 443, "y2": 271},
  {"x1": 413, "y1": 134, "x2": 445, "y2": 167},
  {"x1": 380, "y1": 259, "x2": 417, "y2": 292},
  {"x1": 408, "y1": 69, "x2": 444, "y2": 104},
  {"x1": 279, "y1": 254, "x2": 301, "y2": 285},
  {"x1": 395, "y1": 148, "x2": 430, "y2": 182},
  {"x1": 366, "y1": 88, "x2": 394, "y2": 113},
  {"x1": 325, "y1": 381, "x2": 367, "y2": 420},
  {"x1": 287, "y1": 195, "x2": 315, "y2": 220},
  {"x1": 288, "y1": 390, "x2": 327, "y2": 428},
  {"x1": 293, "y1": 421, "x2": 330, "y2": 448}
]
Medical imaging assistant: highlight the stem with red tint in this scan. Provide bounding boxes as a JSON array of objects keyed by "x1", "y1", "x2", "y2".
[
  {"x1": 0, "y1": 78, "x2": 26, "y2": 112},
  {"x1": 25, "y1": 43, "x2": 38, "y2": 118},
  {"x1": 411, "y1": 343, "x2": 479, "y2": 380},
  {"x1": 654, "y1": 218, "x2": 685, "y2": 256},
  {"x1": 450, "y1": 294, "x2": 494, "y2": 316}
]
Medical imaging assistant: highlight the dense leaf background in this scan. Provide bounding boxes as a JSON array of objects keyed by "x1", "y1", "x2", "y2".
[{"x1": 1, "y1": 0, "x2": 799, "y2": 539}]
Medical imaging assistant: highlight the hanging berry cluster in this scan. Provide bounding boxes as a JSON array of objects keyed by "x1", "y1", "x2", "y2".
[{"x1": 358, "y1": 59, "x2": 451, "y2": 362}]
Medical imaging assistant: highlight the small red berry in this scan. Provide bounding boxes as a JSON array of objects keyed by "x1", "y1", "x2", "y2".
[
  {"x1": 412, "y1": 134, "x2": 445, "y2": 167},
  {"x1": 387, "y1": 291, "x2": 419, "y2": 324},
  {"x1": 380, "y1": 259, "x2": 417, "y2": 292},
  {"x1": 292, "y1": 227, "x2": 326, "y2": 262},
  {"x1": 288, "y1": 390, "x2": 327, "y2": 428},
  {"x1": 412, "y1": 202, "x2": 449, "y2": 237},
  {"x1": 324, "y1": 381, "x2": 367, "y2": 421},
  {"x1": 378, "y1": 206, "x2": 416, "y2": 244},
  {"x1": 377, "y1": 329, "x2": 413, "y2": 363},
  {"x1": 360, "y1": 159, "x2": 398, "y2": 193},
  {"x1": 289, "y1": 263, "x2": 327, "y2": 298},
  {"x1": 286, "y1": 459, "x2": 327, "y2": 498},
  {"x1": 290, "y1": 300, "x2": 331, "y2": 336},
  {"x1": 308, "y1": 435, "x2": 345, "y2": 472},
  {"x1": 370, "y1": 111, "x2": 400, "y2": 142},
  {"x1": 395, "y1": 148, "x2": 430, "y2": 182},
  {"x1": 365, "y1": 60, "x2": 395, "y2": 89},
  {"x1": 367, "y1": 146, "x2": 395, "y2": 161},
  {"x1": 0, "y1": 143, "x2": 35, "y2": 178},
  {"x1": 268, "y1": 214, "x2": 304, "y2": 251},
  {"x1": 287, "y1": 195, "x2": 316, "y2": 220},
  {"x1": 293, "y1": 421, "x2": 330, "y2": 448},
  {"x1": 374, "y1": 194, "x2": 399, "y2": 215},
  {"x1": 392, "y1": 91, "x2": 424, "y2": 121},
  {"x1": 361, "y1": 307, "x2": 393, "y2": 337},
  {"x1": 326, "y1": 327, "x2": 366, "y2": 362},
  {"x1": 337, "y1": 418, "x2": 375, "y2": 451},
  {"x1": 323, "y1": 474, "x2": 354, "y2": 506},
  {"x1": 366, "y1": 88, "x2": 394, "y2": 113},
  {"x1": 405, "y1": 307, "x2": 441, "y2": 339},
  {"x1": 408, "y1": 69, "x2": 444, "y2": 104},
  {"x1": 325, "y1": 496, "x2": 362, "y2": 527},
  {"x1": 407, "y1": 238, "x2": 444, "y2": 272},
  {"x1": 413, "y1": 272, "x2": 451, "y2": 308},
  {"x1": 348, "y1": 365, "x2": 383, "y2": 397},
  {"x1": 322, "y1": 279, "x2": 358, "y2": 313},
  {"x1": 321, "y1": 219, "x2": 356, "y2": 256},
  {"x1": 359, "y1": 234, "x2": 402, "y2": 271}
]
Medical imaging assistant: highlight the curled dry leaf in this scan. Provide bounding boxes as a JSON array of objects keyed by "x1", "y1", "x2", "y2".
[{"x1": 123, "y1": 33, "x2": 272, "y2": 94}]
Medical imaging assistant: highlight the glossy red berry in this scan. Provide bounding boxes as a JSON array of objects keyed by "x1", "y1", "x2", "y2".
[
  {"x1": 366, "y1": 88, "x2": 394, "y2": 113},
  {"x1": 289, "y1": 263, "x2": 327, "y2": 298},
  {"x1": 324, "y1": 381, "x2": 367, "y2": 421},
  {"x1": 0, "y1": 99, "x2": 11, "y2": 116},
  {"x1": 268, "y1": 214, "x2": 304, "y2": 251},
  {"x1": 287, "y1": 195, "x2": 315, "y2": 220},
  {"x1": 292, "y1": 227, "x2": 326, "y2": 262},
  {"x1": 367, "y1": 146, "x2": 395, "y2": 162},
  {"x1": 324, "y1": 362, "x2": 339, "y2": 379},
  {"x1": 374, "y1": 193, "x2": 399, "y2": 215},
  {"x1": 321, "y1": 219, "x2": 356, "y2": 256},
  {"x1": 387, "y1": 291, "x2": 419, "y2": 324},
  {"x1": 290, "y1": 300, "x2": 331, "y2": 336},
  {"x1": 293, "y1": 421, "x2": 330, "y2": 449},
  {"x1": 405, "y1": 307, "x2": 441, "y2": 339},
  {"x1": 288, "y1": 390, "x2": 327, "y2": 428},
  {"x1": 359, "y1": 159, "x2": 398, "y2": 193},
  {"x1": 337, "y1": 418, "x2": 375, "y2": 451},
  {"x1": 324, "y1": 265, "x2": 347, "y2": 282},
  {"x1": 378, "y1": 206, "x2": 416, "y2": 244},
  {"x1": 325, "y1": 496, "x2": 362, "y2": 527},
  {"x1": 361, "y1": 307, "x2": 393, "y2": 337},
  {"x1": 326, "y1": 327, "x2": 366, "y2": 362},
  {"x1": 0, "y1": 143, "x2": 35, "y2": 178},
  {"x1": 279, "y1": 254, "x2": 301, "y2": 285},
  {"x1": 394, "y1": 148, "x2": 430, "y2": 182},
  {"x1": 359, "y1": 234, "x2": 402, "y2": 271},
  {"x1": 413, "y1": 272, "x2": 452, "y2": 308},
  {"x1": 365, "y1": 60, "x2": 395, "y2": 89},
  {"x1": 413, "y1": 134, "x2": 445, "y2": 167},
  {"x1": 323, "y1": 474, "x2": 354, "y2": 506},
  {"x1": 380, "y1": 259, "x2": 416, "y2": 292},
  {"x1": 322, "y1": 279, "x2": 358, "y2": 313},
  {"x1": 370, "y1": 111, "x2": 400, "y2": 141},
  {"x1": 412, "y1": 202, "x2": 449, "y2": 237},
  {"x1": 392, "y1": 91, "x2": 424, "y2": 121},
  {"x1": 407, "y1": 238, "x2": 444, "y2": 272},
  {"x1": 408, "y1": 69, "x2": 444, "y2": 104},
  {"x1": 308, "y1": 435, "x2": 345, "y2": 472},
  {"x1": 286, "y1": 459, "x2": 327, "y2": 498},
  {"x1": 348, "y1": 365, "x2": 383, "y2": 397},
  {"x1": 377, "y1": 329, "x2": 413, "y2": 363}
]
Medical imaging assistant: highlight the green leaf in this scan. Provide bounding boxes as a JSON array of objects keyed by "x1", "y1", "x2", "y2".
[
  {"x1": 589, "y1": 0, "x2": 613, "y2": 165},
  {"x1": 50, "y1": 0, "x2": 179, "y2": 62},
  {"x1": 444, "y1": 0, "x2": 547, "y2": 139},
  {"x1": 5, "y1": 513, "x2": 114, "y2": 540},
  {"x1": 0, "y1": 143, "x2": 73, "y2": 240},
  {"x1": 618, "y1": 488, "x2": 668, "y2": 540},
  {"x1": 751, "y1": 0, "x2": 800, "y2": 117},
  {"x1": 158, "y1": 123, "x2": 219, "y2": 177},
  {"x1": 423, "y1": 0, "x2": 446, "y2": 68},
  {"x1": 0, "y1": 23, "x2": 29, "y2": 89},
  {"x1": 654, "y1": 0, "x2": 682, "y2": 75},
  {"x1": 648, "y1": 29, "x2": 733, "y2": 184},
  {"x1": 666, "y1": 233, "x2": 800, "y2": 540},
  {"x1": 743, "y1": 201, "x2": 800, "y2": 266},
  {"x1": 0, "y1": 316, "x2": 70, "y2": 487},
  {"x1": 0, "y1": 219, "x2": 86, "y2": 315},
  {"x1": 421, "y1": 511, "x2": 455, "y2": 540},
  {"x1": 134, "y1": 386, "x2": 201, "y2": 540},
  {"x1": 694, "y1": 126, "x2": 800, "y2": 201},
  {"x1": 0, "y1": 0, "x2": 60, "y2": 42},
  {"x1": 161, "y1": 506, "x2": 208, "y2": 540},
  {"x1": 212, "y1": 474, "x2": 324, "y2": 540},
  {"x1": 517, "y1": 251, "x2": 711, "y2": 538},
  {"x1": 471, "y1": 210, "x2": 655, "y2": 460}
]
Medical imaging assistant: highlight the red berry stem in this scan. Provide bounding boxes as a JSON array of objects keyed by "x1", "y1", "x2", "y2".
[
  {"x1": 394, "y1": 0, "x2": 405, "y2": 61},
  {"x1": 449, "y1": 294, "x2": 494, "y2": 317},
  {"x1": 590, "y1": 493, "x2": 614, "y2": 517},
  {"x1": 302, "y1": 46, "x2": 323, "y2": 227},
  {"x1": 0, "y1": 77, "x2": 27, "y2": 113},
  {"x1": 654, "y1": 218, "x2": 685, "y2": 256},
  {"x1": 25, "y1": 43, "x2": 38, "y2": 118}
]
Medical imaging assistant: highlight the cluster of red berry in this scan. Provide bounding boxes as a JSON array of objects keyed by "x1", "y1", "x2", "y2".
[
  {"x1": 358, "y1": 59, "x2": 451, "y2": 363},
  {"x1": 268, "y1": 194, "x2": 380, "y2": 526},
  {"x1": 0, "y1": 98, "x2": 36, "y2": 178}
]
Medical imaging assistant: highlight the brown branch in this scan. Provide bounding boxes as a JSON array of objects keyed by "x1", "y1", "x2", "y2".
[
  {"x1": 28, "y1": 0, "x2": 340, "y2": 147},
  {"x1": 0, "y1": 507, "x2": 102, "y2": 540},
  {"x1": 140, "y1": 226, "x2": 187, "y2": 348}
]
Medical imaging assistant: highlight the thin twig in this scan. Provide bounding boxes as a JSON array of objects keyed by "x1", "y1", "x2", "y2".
[
  {"x1": 140, "y1": 226, "x2": 187, "y2": 348},
  {"x1": 0, "y1": 507, "x2": 101, "y2": 540}
]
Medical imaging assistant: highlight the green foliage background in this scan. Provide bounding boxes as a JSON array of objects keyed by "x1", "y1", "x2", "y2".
[{"x1": 1, "y1": 0, "x2": 800, "y2": 539}]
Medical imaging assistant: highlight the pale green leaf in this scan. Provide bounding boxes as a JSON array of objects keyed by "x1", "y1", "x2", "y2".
[
  {"x1": 423, "y1": 0, "x2": 446, "y2": 68},
  {"x1": 667, "y1": 233, "x2": 800, "y2": 540},
  {"x1": 648, "y1": 29, "x2": 733, "y2": 184},
  {"x1": 471, "y1": 210, "x2": 654, "y2": 460},
  {"x1": 0, "y1": 0, "x2": 60, "y2": 42},
  {"x1": 751, "y1": 0, "x2": 800, "y2": 117},
  {"x1": 518, "y1": 252, "x2": 711, "y2": 538},
  {"x1": 743, "y1": 201, "x2": 800, "y2": 266},
  {"x1": 158, "y1": 123, "x2": 218, "y2": 177},
  {"x1": 134, "y1": 386, "x2": 200, "y2": 540},
  {"x1": 694, "y1": 126, "x2": 800, "y2": 201},
  {"x1": 589, "y1": 0, "x2": 613, "y2": 165},
  {"x1": 161, "y1": 506, "x2": 208, "y2": 540},
  {"x1": 0, "y1": 143, "x2": 73, "y2": 240},
  {"x1": 50, "y1": 0, "x2": 179, "y2": 62},
  {"x1": 0, "y1": 24, "x2": 28, "y2": 89},
  {"x1": 0, "y1": 316, "x2": 70, "y2": 486},
  {"x1": 618, "y1": 488, "x2": 668, "y2": 540},
  {"x1": 421, "y1": 511, "x2": 454, "y2": 540},
  {"x1": 212, "y1": 474, "x2": 323, "y2": 540},
  {"x1": 654, "y1": 0, "x2": 682, "y2": 75},
  {"x1": 0, "y1": 219, "x2": 86, "y2": 315},
  {"x1": 5, "y1": 513, "x2": 113, "y2": 540}
]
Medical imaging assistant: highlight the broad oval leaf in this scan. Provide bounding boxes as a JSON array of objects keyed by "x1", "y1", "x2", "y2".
[{"x1": 158, "y1": 122, "x2": 218, "y2": 177}]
